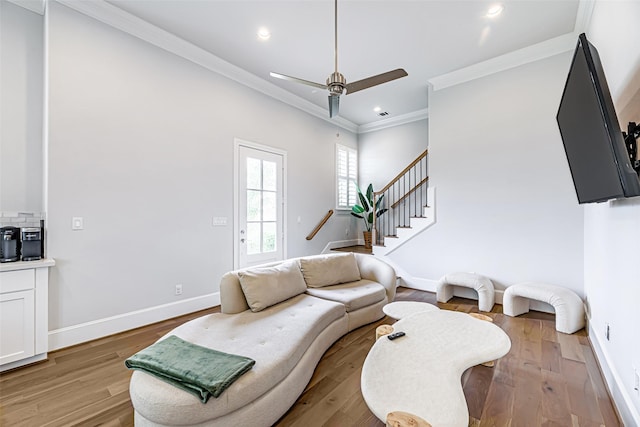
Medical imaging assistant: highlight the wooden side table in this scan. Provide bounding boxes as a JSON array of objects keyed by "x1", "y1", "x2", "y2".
[
  {"x1": 376, "y1": 325, "x2": 394, "y2": 340},
  {"x1": 469, "y1": 312, "x2": 495, "y2": 367},
  {"x1": 386, "y1": 411, "x2": 432, "y2": 427}
]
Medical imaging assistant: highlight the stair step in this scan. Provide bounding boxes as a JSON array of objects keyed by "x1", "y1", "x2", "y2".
[{"x1": 330, "y1": 245, "x2": 372, "y2": 254}]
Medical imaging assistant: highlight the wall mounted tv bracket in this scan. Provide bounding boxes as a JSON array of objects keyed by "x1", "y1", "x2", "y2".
[{"x1": 623, "y1": 122, "x2": 640, "y2": 175}]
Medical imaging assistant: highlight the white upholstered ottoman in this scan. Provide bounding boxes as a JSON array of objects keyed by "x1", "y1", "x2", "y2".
[
  {"x1": 437, "y1": 272, "x2": 495, "y2": 312},
  {"x1": 503, "y1": 282, "x2": 585, "y2": 334}
]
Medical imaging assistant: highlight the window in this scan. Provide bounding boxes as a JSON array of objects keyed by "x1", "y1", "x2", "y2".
[{"x1": 336, "y1": 144, "x2": 358, "y2": 210}]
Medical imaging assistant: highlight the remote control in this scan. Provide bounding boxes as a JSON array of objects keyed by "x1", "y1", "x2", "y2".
[{"x1": 387, "y1": 331, "x2": 406, "y2": 340}]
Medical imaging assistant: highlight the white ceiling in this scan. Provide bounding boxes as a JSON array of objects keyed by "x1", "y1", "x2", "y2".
[{"x1": 100, "y1": 0, "x2": 587, "y2": 128}]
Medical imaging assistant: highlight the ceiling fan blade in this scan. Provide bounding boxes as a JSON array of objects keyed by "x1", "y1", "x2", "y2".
[
  {"x1": 345, "y1": 68, "x2": 408, "y2": 95},
  {"x1": 328, "y1": 94, "x2": 340, "y2": 118},
  {"x1": 270, "y1": 72, "x2": 327, "y2": 90}
]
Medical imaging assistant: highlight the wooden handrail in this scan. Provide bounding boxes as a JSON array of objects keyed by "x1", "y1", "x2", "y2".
[
  {"x1": 375, "y1": 149, "x2": 428, "y2": 195},
  {"x1": 390, "y1": 177, "x2": 429, "y2": 209},
  {"x1": 306, "y1": 210, "x2": 334, "y2": 240}
]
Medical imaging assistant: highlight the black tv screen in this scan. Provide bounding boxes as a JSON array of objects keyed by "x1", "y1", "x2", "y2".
[{"x1": 556, "y1": 33, "x2": 640, "y2": 204}]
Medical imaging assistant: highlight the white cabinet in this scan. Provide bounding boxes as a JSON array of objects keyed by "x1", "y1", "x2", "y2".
[
  {"x1": 0, "y1": 259, "x2": 54, "y2": 371},
  {"x1": 0, "y1": 284, "x2": 36, "y2": 364}
]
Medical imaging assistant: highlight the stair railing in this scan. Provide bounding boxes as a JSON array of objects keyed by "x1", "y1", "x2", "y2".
[
  {"x1": 373, "y1": 150, "x2": 428, "y2": 246},
  {"x1": 306, "y1": 210, "x2": 334, "y2": 240}
]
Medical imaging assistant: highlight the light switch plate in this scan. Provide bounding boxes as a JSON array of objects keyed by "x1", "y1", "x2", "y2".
[{"x1": 212, "y1": 217, "x2": 227, "y2": 226}]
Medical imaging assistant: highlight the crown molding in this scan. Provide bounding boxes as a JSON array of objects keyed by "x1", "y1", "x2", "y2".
[
  {"x1": 54, "y1": 0, "x2": 359, "y2": 134},
  {"x1": 53, "y1": 0, "x2": 594, "y2": 133},
  {"x1": 574, "y1": 0, "x2": 595, "y2": 34},
  {"x1": 429, "y1": 0, "x2": 594, "y2": 92},
  {"x1": 7, "y1": 0, "x2": 45, "y2": 15},
  {"x1": 429, "y1": 32, "x2": 577, "y2": 91},
  {"x1": 358, "y1": 108, "x2": 429, "y2": 134}
]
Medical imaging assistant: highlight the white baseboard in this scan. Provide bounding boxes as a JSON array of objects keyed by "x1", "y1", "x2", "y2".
[
  {"x1": 48, "y1": 293, "x2": 220, "y2": 351},
  {"x1": 589, "y1": 324, "x2": 640, "y2": 426},
  {"x1": 400, "y1": 277, "x2": 438, "y2": 293},
  {"x1": 400, "y1": 282, "x2": 556, "y2": 313}
]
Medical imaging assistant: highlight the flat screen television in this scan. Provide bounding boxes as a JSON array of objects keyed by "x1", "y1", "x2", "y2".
[{"x1": 556, "y1": 33, "x2": 640, "y2": 204}]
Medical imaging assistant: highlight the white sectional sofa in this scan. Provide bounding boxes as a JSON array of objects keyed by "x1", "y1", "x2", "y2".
[{"x1": 129, "y1": 252, "x2": 396, "y2": 426}]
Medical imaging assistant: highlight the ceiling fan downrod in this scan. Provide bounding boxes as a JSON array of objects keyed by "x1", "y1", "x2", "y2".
[{"x1": 328, "y1": 0, "x2": 345, "y2": 95}]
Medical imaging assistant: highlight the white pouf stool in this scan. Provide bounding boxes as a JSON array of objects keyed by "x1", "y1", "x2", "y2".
[
  {"x1": 437, "y1": 272, "x2": 495, "y2": 312},
  {"x1": 503, "y1": 282, "x2": 585, "y2": 334}
]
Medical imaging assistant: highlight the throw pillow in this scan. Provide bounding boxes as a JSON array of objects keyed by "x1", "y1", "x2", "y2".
[
  {"x1": 300, "y1": 253, "x2": 361, "y2": 288},
  {"x1": 238, "y1": 260, "x2": 307, "y2": 312}
]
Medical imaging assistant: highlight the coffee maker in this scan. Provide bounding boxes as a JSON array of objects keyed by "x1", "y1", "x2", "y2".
[
  {"x1": 21, "y1": 227, "x2": 42, "y2": 261},
  {"x1": 0, "y1": 226, "x2": 21, "y2": 262}
]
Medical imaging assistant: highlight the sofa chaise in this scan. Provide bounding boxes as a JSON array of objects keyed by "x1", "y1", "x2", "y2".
[{"x1": 129, "y1": 252, "x2": 396, "y2": 426}]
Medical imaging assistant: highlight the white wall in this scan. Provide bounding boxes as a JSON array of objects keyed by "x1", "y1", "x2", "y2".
[
  {"x1": 584, "y1": 1, "x2": 640, "y2": 423},
  {"x1": 388, "y1": 53, "x2": 585, "y2": 293},
  {"x1": 358, "y1": 119, "x2": 428, "y2": 191},
  {"x1": 0, "y1": 0, "x2": 43, "y2": 212},
  {"x1": 46, "y1": 2, "x2": 358, "y2": 343}
]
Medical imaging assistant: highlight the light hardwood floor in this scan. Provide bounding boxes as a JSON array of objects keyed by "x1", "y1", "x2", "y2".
[{"x1": 0, "y1": 287, "x2": 621, "y2": 426}]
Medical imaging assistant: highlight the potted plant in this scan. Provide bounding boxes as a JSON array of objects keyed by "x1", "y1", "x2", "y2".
[{"x1": 351, "y1": 183, "x2": 388, "y2": 249}]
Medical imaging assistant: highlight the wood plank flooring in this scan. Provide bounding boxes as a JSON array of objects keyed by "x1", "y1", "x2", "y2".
[
  {"x1": 331, "y1": 245, "x2": 373, "y2": 255},
  {"x1": 0, "y1": 287, "x2": 621, "y2": 426}
]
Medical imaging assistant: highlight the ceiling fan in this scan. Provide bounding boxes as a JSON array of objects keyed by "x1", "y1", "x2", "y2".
[{"x1": 270, "y1": 0, "x2": 408, "y2": 119}]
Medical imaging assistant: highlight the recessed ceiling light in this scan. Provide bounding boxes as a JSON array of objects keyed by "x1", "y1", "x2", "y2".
[
  {"x1": 257, "y1": 27, "x2": 271, "y2": 41},
  {"x1": 373, "y1": 106, "x2": 382, "y2": 112},
  {"x1": 486, "y1": 4, "x2": 504, "y2": 18}
]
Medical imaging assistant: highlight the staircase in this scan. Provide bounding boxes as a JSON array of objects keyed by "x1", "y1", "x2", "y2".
[
  {"x1": 373, "y1": 187, "x2": 435, "y2": 257},
  {"x1": 326, "y1": 150, "x2": 436, "y2": 269},
  {"x1": 371, "y1": 150, "x2": 436, "y2": 284}
]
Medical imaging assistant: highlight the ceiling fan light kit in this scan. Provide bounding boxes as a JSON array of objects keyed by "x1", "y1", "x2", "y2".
[{"x1": 270, "y1": 0, "x2": 407, "y2": 119}]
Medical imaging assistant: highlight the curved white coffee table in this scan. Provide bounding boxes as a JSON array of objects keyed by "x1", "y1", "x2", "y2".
[
  {"x1": 361, "y1": 310, "x2": 511, "y2": 426},
  {"x1": 383, "y1": 301, "x2": 439, "y2": 320}
]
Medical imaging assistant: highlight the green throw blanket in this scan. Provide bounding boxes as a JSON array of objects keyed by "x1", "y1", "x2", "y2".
[{"x1": 125, "y1": 335, "x2": 255, "y2": 403}]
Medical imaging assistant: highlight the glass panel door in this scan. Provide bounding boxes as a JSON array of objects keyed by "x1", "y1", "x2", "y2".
[{"x1": 237, "y1": 145, "x2": 284, "y2": 267}]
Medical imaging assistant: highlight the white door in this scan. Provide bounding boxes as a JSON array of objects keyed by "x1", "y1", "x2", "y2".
[{"x1": 236, "y1": 143, "x2": 285, "y2": 268}]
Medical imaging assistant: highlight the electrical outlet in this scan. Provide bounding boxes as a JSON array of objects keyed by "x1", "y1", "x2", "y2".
[
  {"x1": 634, "y1": 367, "x2": 639, "y2": 395},
  {"x1": 345, "y1": 228, "x2": 349, "y2": 236},
  {"x1": 175, "y1": 284, "x2": 183, "y2": 295},
  {"x1": 605, "y1": 323, "x2": 610, "y2": 341},
  {"x1": 72, "y1": 217, "x2": 84, "y2": 230}
]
